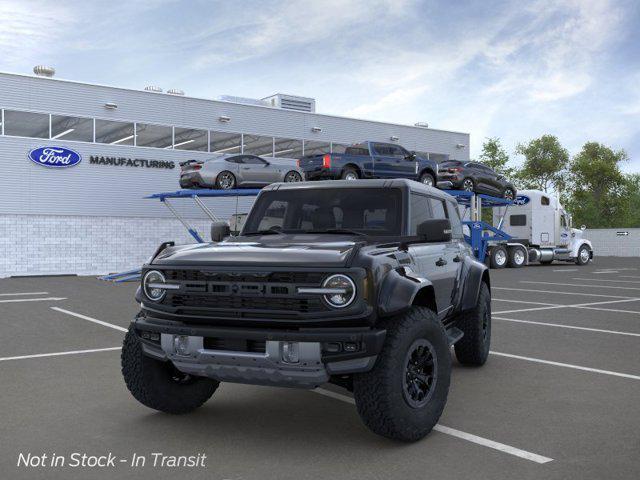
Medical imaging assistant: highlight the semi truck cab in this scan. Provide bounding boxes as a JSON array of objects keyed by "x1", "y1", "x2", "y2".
[{"x1": 493, "y1": 190, "x2": 593, "y2": 266}]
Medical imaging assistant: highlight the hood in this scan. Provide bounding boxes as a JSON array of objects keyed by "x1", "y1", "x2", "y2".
[{"x1": 152, "y1": 236, "x2": 357, "y2": 267}]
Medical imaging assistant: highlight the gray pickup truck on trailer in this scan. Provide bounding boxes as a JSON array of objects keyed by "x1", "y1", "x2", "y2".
[{"x1": 121, "y1": 179, "x2": 491, "y2": 441}]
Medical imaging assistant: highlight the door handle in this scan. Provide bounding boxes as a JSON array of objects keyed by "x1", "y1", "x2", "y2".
[
  {"x1": 242, "y1": 167, "x2": 250, "y2": 170},
  {"x1": 435, "y1": 258, "x2": 447, "y2": 267},
  {"x1": 453, "y1": 255, "x2": 462, "y2": 263}
]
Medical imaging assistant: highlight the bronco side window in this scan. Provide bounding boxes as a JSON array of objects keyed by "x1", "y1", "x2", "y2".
[
  {"x1": 446, "y1": 201, "x2": 463, "y2": 238},
  {"x1": 429, "y1": 198, "x2": 447, "y2": 220},
  {"x1": 409, "y1": 193, "x2": 433, "y2": 235}
]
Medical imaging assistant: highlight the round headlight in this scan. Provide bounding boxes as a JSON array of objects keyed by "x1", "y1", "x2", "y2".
[
  {"x1": 143, "y1": 270, "x2": 166, "y2": 302},
  {"x1": 322, "y1": 274, "x2": 356, "y2": 308}
]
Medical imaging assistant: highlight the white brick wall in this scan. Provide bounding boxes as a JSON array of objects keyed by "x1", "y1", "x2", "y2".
[
  {"x1": 583, "y1": 228, "x2": 640, "y2": 257},
  {"x1": 0, "y1": 214, "x2": 214, "y2": 277}
]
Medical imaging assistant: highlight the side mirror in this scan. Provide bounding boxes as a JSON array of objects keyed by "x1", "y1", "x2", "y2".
[
  {"x1": 405, "y1": 152, "x2": 416, "y2": 161},
  {"x1": 211, "y1": 221, "x2": 231, "y2": 242},
  {"x1": 581, "y1": 225, "x2": 586, "y2": 231},
  {"x1": 417, "y1": 219, "x2": 452, "y2": 243}
]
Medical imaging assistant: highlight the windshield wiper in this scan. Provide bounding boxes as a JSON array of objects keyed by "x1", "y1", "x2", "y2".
[{"x1": 305, "y1": 228, "x2": 367, "y2": 236}]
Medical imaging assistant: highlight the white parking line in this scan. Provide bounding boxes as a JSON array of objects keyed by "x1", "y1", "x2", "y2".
[
  {"x1": 313, "y1": 388, "x2": 553, "y2": 464},
  {"x1": 490, "y1": 351, "x2": 640, "y2": 381},
  {"x1": 620, "y1": 275, "x2": 640, "y2": 279},
  {"x1": 0, "y1": 347, "x2": 121, "y2": 363},
  {"x1": 51, "y1": 307, "x2": 128, "y2": 333},
  {"x1": 0, "y1": 297, "x2": 67, "y2": 304},
  {"x1": 0, "y1": 292, "x2": 49, "y2": 296},
  {"x1": 593, "y1": 270, "x2": 619, "y2": 274},
  {"x1": 572, "y1": 278, "x2": 640, "y2": 284},
  {"x1": 520, "y1": 281, "x2": 640, "y2": 291},
  {"x1": 553, "y1": 269, "x2": 578, "y2": 272},
  {"x1": 493, "y1": 316, "x2": 640, "y2": 337},
  {"x1": 575, "y1": 305, "x2": 640, "y2": 315},
  {"x1": 493, "y1": 286, "x2": 637, "y2": 300},
  {"x1": 493, "y1": 298, "x2": 558, "y2": 307},
  {"x1": 493, "y1": 298, "x2": 640, "y2": 315}
]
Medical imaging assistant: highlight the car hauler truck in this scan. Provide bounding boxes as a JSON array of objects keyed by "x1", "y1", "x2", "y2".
[{"x1": 491, "y1": 189, "x2": 593, "y2": 267}]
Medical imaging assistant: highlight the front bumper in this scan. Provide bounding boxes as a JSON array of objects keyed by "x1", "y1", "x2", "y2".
[{"x1": 134, "y1": 315, "x2": 385, "y2": 388}]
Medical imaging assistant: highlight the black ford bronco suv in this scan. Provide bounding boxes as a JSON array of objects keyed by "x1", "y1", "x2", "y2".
[{"x1": 122, "y1": 179, "x2": 491, "y2": 442}]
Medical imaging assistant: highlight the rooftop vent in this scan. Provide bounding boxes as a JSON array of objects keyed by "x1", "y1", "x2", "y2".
[
  {"x1": 414, "y1": 122, "x2": 429, "y2": 128},
  {"x1": 262, "y1": 94, "x2": 316, "y2": 113},
  {"x1": 144, "y1": 85, "x2": 163, "y2": 93},
  {"x1": 167, "y1": 88, "x2": 185, "y2": 96},
  {"x1": 33, "y1": 65, "x2": 55, "y2": 77}
]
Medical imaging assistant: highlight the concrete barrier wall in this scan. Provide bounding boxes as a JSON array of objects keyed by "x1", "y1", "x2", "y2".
[{"x1": 583, "y1": 228, "x2": 640, "y2": 257}]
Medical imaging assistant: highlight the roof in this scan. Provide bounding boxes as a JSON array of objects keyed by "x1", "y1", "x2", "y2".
[
  {"x1": 263, "y1": 179, "x2": 454, "y2": 200},
  {"x1": 0, "y1": 71, "x2": 470, "y2": 137}
]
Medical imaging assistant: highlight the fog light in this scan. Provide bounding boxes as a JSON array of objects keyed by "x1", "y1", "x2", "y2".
[
  {"x1": 173, "y1": 335, "x2": 190, "y2": 356},
  {"x1": 325, "y1": 342, "x2": 342, "y2": 353},
  {"x1": 282, "y1": 342, "x2": 300, "y2": 364},
  {"x1": 343, "y1": 342, "x2": 358, "y2": 352}
]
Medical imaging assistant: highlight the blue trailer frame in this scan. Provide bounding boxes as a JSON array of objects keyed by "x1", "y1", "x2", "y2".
[
  {"x1": 443, "y1": 190, "x2": 513, "y2": 263},
  {"x1": 100, "y1": 188, "x2": 261, "y2": 282}
]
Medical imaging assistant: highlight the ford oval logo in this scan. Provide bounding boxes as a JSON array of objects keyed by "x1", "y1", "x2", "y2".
[
  {"x1": 513, "y1": 195, "x2": 530, "y2": 206},
  {"x1": 28, "y1": 146, "x2": 82, "y2": 168}
]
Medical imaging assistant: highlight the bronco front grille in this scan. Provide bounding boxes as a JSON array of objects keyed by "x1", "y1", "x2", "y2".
[
  {"x1": 170, "y1": 294, "x2": 324, "y2": 313},
  {"x1": 159, "y1": 270, "x2": 332, "y2": 319}
]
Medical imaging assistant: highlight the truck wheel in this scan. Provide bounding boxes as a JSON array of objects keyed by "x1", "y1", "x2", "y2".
[
  {"x1": 489, "y1": 245, "x2": 507, "y2": 269},
  {"x1": 503, "y1": 187, "x2": 515, "y2": 201},
  {"x1": 353, "y1": 307, "x2": 451, "y2": 442},
  {"x1": 419, "y1": 172, "x2": 435, "y2": 187},
  {"x1": 462, "y1": 178, "x2": 475, "y2": 192},
  {"x1": 454, "y1": 282, "x2": 491, "y2": 366},
  {"x1": 341, "y1": 167, "x2": 359, "y2": 180},
  {"x1": 507, "y1": 246, "x2": 526, "y2": 268},
  {"x1": 121, "y1": 327, "x2": 219, "y2": 414},
  {"x1": 575, "y1": 245, "x2": 591, "y2": 265}
]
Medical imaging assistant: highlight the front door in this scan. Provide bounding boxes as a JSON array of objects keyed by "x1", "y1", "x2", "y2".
[{"x1": 239, "y1": 155, "x2": 274, "y2": 185}]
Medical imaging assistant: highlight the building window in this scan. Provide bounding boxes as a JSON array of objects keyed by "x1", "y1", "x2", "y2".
[
  {"x1": 173, "y1": 127, "x2": 208, "y2": 151},
  {"x1": 210, "y1": 131, "x2": 242, "y2": 154},
  {"x1": 243, "y1": 134, "x2": 274, "y2": 156},
  {"x1": 4, "y1": 110, "x2": 49, "y2": 138},
  {"x1": 273, "y1": 137, "x2": 303, "y2": 158},
  {"x1": 51, "y1": 114, "x2": 93, "y2": 142},
  {"x1": 331, "y1": 143, "x2": 349, "y2": 154},
  {"x1": 136, "y1": 123, "x2": 173, "y2": 148},
  {"x1": 95, "y1": 119, "x2": 135, "y2": 145},
  {"x1": 303, "y1": 140, "x2": 330, "y2": 156}
]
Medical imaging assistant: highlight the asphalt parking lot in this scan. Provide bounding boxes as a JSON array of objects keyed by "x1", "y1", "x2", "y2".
[{"x1": 1, "y1": 257, "x2": 639, "y2": 480}]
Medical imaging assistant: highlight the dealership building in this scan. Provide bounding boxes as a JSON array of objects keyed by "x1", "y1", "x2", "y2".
[{"x1": 0, "y1": 68, "x2": 471, "y2": 277}]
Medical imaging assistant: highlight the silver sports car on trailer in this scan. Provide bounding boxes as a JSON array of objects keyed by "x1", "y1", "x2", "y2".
[{"x1": 179, "y1": 154, "x2": 305, "y2": 189}]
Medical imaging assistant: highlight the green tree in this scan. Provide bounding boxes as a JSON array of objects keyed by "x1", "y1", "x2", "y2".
[
  {"x1": 478, "y1": 137, "x2": 515, "y2": 177},
  {"x1": 566, "y1": 142, "x2": 629, "y2": 228},
  {"x1": 624, "y1": 174, "x2": 640, "y2": 227},
  {"x1": 515, "y1": 135, "x2": 569, "y2": 192}
]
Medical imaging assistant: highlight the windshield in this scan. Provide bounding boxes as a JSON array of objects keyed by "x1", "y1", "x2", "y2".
[{"x1": 242, "y1": 188, "x2": 403, "y2": 236}]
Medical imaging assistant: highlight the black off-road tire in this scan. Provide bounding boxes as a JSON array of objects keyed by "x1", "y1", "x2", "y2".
[
  {"x1": 352, "y1": 307, "x2": 451, "y2": 442},
  {"x1": 121, "y1": 327, "x2": 219, "y2": 414},
  {"x1": 454, "y1": 282, "x2": 491, "y2": 366}
]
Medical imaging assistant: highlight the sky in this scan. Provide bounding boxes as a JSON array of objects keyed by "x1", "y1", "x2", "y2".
[{"x1": 1, "y1": 0, "x2": 639, "y2": 171}]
